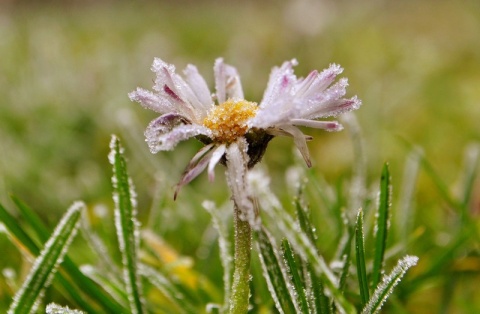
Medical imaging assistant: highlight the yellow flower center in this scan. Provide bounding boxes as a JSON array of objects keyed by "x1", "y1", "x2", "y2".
[{"x1": 203, "y1": 99, "x2": 258, "y2": 143}]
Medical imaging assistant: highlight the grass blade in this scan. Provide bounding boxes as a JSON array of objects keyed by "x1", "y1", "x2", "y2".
[
  {"x1": 282, "y1": 239, "x2": 310, "y2": 314},
  {"x1": 8, "y1": 202, "x2": 83, "y2": 314},
  {"x1": 110, "y1": 135, "x2": 145, "y2": 314},
  {"x1": 8, "y1": 196, "x2": 127, "y2": 313},
  {"x1": 338, "y1": 224, "x2": 354, "y2": 293},
  {"x1": 46, "y1": 303, "x2": 85, "y2": 314},
  {"x1": 278, "y1": 214, "x2": 354, "y2": 313},
  {"x1": 355, "y1": 209, "x2": 369, "y2": 307},
  {"x1": 294, "y1": 199, "x2": 317, "y2": 247},
  {"x1": 295, "y1": 199, "x2": 331, "y2": 313},
  {"x1": 250, "y1": 171, "x2": 356, "y2": 314},
  {"x1": 255, "y1": 227, "x2": 297, "y2": 314},
  {"x1": 362, "y1": 255, "x2": 418, "y2": 314},
  {"x1": 0, "y1": 203, "x2": 40, "y2": 256},
  {"x1": 371, "y1": 163, "x2": 391, "y2": 289},
  {"x1": 0, "y1": 202, "x2": 103, "y2": 313}
]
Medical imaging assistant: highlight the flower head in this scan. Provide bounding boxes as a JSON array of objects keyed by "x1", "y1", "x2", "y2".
[{"x1": 129, "y1": 58, "x2": 361, "y2": 199}]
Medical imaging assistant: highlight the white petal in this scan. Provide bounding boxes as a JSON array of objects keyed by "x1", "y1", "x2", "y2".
[
  {"x1": 208, "y1": 144, "x2": 226, "y2": 181},
  {"x1": 145, "y1": 123, "x2": 211, "y2": 153},
  {"x1": 183, "y1": 64, "x2": 213, "y2": 111},
  {"x1": 190, "y1": 143, "x2": 215, "y2": 164},
  {"x1": 290, "y1": 119, "x2": 343, "y2": 131},
  {"x1": 266, "y1": 127, "x2": 313, "y2": 140},
  {"x1": 151, "y1": 58, "x2": 207, "y2": 122},
  {"x1": 251, "y1": 59, "x2": 300, "y2": 128},
  {"x1": 278, "y1": 125, "x2": 312, "y2": 167},
  {"x1": 214, "y1": 58, "x2": 244, "y2": 104},
  {"x1": 307, "y1": 96, "x2": 362, "y2": 119},
  {"x1": 294, "y1": 64, "x2": 343, "y2": 98},
  {"x1": 175, "y1": 146, "x2": 215, "y2": 200},
  {"x1": 260, "y1": 59, "x2": 298, "y2": 110},
  {"x1": 128, "y1": 88, "x2": 173, "y2": 113}
]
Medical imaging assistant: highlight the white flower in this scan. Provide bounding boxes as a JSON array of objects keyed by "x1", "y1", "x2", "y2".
[{"x1": 129, "y1": 58, "x2": 361, "y2": 202}]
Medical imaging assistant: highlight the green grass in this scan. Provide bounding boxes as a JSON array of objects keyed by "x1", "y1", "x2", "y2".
[{"x1": 1, "y1": 1, "x2": 479, "y2": 313}]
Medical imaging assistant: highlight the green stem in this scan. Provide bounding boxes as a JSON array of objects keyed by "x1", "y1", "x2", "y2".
[{"x1": 229, "y1": 204, "x2": 252, "y2": 314}]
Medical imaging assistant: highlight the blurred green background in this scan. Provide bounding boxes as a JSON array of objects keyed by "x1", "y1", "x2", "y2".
[{"x1": 1, "y1": 0, "x2": 479, "y2": 312}]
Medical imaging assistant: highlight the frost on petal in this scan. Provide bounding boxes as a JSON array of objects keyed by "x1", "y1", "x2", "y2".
[
  {"x1": 290, "y1": 118, "x2": 343, "y2": 132},
  {"x1": 208, "y1": 144, "x2": 226, "y2": 182},
  {"x1": 145, "y1": 122, "x2": 211, "y2": 153},
  {"x1": 294, "y1": 63, "x2": 343, "y2": 99},
  {"x1": 214, "y1": 58, "x2": 244, "y2": 104},
  {"x1": 128, "y1": 88, "x2": 174, "y2": 114},
  {"x1": 183, "y1": 64, "x2": 213, "y2": 110},
  {"x1": 144, "y1": 113, "x2": 189, "y2": 150},
  {"x1": 225, "y1": 138, "x2": 258, "y2": 226},
  {"x1": 276, "y1": 125, "x2": 312, "y2": 167},
  {"x1": 250, "y1": 59, "x2": 299, "y2": 128},
  {"x1": 260, "y1": 59, "x2": 298, "y2": 110},
  {"x1": 151, "y1": 58, "x2": 207, "y2": 122},
  {"x1": 174, "y1": 145, "x2": 215, "y2": 200},
  {"x1": 307, "y1": 96, "x2": 362, "y2": 120}
]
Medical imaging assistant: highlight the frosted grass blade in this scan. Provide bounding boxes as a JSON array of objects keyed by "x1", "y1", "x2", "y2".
[
  {"x1": 338, "y1": 224, "x2": 354, "y2": 293},
  {"x1": 255, "y1": 227, "x2": 297, "y2": 314},
  {"x1": 8, "y1": 196, "x2": 127, "y2": 313},
  {"x1": 371, "y1": 163, "x2": 391, "y2": 289},
  {"x1": 0, "y1": 202, "x2": 99, "y2": 313},
  {"x1": 250, "y1": 172, "x2": 356, "y2": 314},
  {"x1": 140, "y1": 264, "x2": 198, "y2": 314},
  {"x1": 362, "y1": 255, "x2": 418, "y2": 314},
  {"x1": 46, "y1": 303, "x2": 85, "y2": 314},
  {"x1": 355, "y1": 209, "x2": 369, "y2": 307},
  {"x1": 8, "y1": 202, "x2": 83, "y2": 314},
  {"x1": 294, "y1": 199, "x2": 331, "y2": 313},
  {"x1": 79, "y1": 265, "x2": 129, "y2": 306},
  {"x1": 281, "y1": 239, "x2": 310, "y2": 314},
  {"x1": 294, "y1": 199, "x2": 317, "y2": 246},
  {"x1": 273, "y1": 210, "x2": 353, "y2": 313},
  {"x1": 110, "y1": 135, "x2": 145, "y2": 314},
  {"x1": 80, "y1": 212, "x2": 121, "y2": 280}
]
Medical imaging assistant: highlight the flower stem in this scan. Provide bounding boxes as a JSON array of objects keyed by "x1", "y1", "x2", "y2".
[{"x1": 229, "y1": 204, "x2": 251, "y2": 314}]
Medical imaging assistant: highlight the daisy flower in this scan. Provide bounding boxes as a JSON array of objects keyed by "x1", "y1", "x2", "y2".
[{"x1": 129, "y1": 58, "x2": 361, "y2": 208}]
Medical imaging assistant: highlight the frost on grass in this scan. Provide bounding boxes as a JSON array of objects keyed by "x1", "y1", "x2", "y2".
[
  {"x1": 109, "y1": 135, "x2": 145, "y2": 314},
  {"x1": 362, "y1": 255, "x2": 419, "y2": 314},
  {"x1": 8, "y1": 202, "x2": 84, "y2": 314},
  {"x1": 249, "y1": 168, "x2": 356, "y2": 314},
  {"x1": 256, "y1": 227, "x2": 298, "y2": 314},
  {"x1": 46, "y1": 303, "x2": 85, "y2": 314}
]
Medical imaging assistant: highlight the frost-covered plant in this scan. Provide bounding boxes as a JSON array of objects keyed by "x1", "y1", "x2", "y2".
[
  {"x1": 0, "y1": 58, "x2": 426, "y2": 314},
  {"x1": 129, "y1": 57, "x2": 361, "y2": 312}
]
